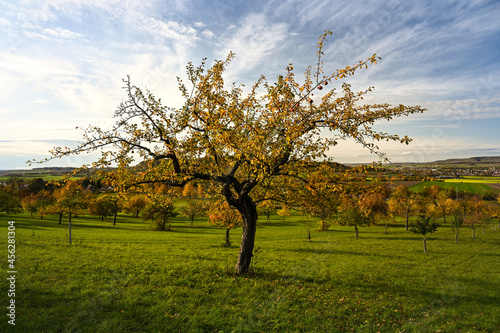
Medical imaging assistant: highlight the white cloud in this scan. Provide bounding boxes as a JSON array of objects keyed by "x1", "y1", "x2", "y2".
[
  {"x1": 42, "y1": 27, "x2": 84, "y2": 39},
  {"x1": 217, "y1": 13, "x2": 289, "y2": 74}
]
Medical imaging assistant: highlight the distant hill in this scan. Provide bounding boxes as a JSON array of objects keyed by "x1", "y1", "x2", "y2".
[{"x1": 430, "y1": 156, "x2": 500, "y2": 165}]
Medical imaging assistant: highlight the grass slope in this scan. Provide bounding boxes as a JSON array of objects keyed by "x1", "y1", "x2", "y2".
[
  {"x1": 0, "y1": 212, "x2": 499, "y2": 332},
  {"x1": 409, "y1": 181, "x2": 497, "y2": 195}
]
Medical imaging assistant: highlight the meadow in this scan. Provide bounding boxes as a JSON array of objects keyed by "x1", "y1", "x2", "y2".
[
  {"x1": 409, "y1": 180, "x2": 499, "y2": 195},
  {"x1": 0, "y1": 208, "x2": 499, "y2": 332}
]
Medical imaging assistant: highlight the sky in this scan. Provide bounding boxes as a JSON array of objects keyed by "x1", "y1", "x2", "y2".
[{"x1": 1, "y1": 0, "x2": 499, "y2": 170}]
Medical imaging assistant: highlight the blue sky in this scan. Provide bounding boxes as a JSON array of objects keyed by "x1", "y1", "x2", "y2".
[{"x1": 1, "y1": 0, "x2": 499, "y2": 170}]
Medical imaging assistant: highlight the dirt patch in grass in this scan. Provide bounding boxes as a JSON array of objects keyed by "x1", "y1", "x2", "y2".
[
  {"x1": 486, "y1": 183, "x2": 500, "y2": 190},
  {"x1": 389, "y1": 180, "x2": 422, "y2": 189}
]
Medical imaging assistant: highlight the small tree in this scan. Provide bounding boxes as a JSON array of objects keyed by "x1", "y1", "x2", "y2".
[
  {"x1": 208, "y1": 200, "x2": 242, "y2": 247},
  {"x1": 142, "y1": 196, "x2": 177, "y2": 231},
  {"x1": 124, "y1": 195, "x2": 147, "y2": 217},
  {"x1": 358, "y1": 190, "x2": 388, "y2": 230},
  {"x1": 300, "y1": 182, "x2": 340, "y2": 231},
  {"x1": 0, "y1": 188, "x2": 21, "y2": 214},
  {"x1": 257, "y1": 200, "x2": 276, "y2": 224},
  {"x1": 451, "y1": 209, "x2": 464, "y2": 244},
  {"x1": 88, "y1": 195, "x2": 115, "y2": 221},
  {"x1": 410, "y1": 214, "x2": 439, "y2": 253},
  {"x1": 180, "y1": 200, "x2": 206, "y2": 225},
  {"x1": 338, "y1": 198, "x2": 371, "y2": 238},
  {"x1": 182, "y1": 183, "x2": 198, "y2": 198},
  {"x1": 388, "y1": 186, "x2": 419, "y2": 231},
  {"x1": 277, "y1": 205, "x2": 291, "y2": 222}
]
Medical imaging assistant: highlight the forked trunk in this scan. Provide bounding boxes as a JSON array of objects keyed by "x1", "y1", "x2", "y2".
[{"x1": 234, "y1": 196, "x2": 258, "y2": 275}]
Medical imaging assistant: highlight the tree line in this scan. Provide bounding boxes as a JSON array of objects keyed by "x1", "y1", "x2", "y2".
[{"x1": 1, "y1": 174, "x2": 499, "y2": 253}]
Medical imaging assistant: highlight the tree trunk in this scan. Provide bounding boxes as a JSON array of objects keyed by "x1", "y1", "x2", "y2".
[
  {"x1": 405, "y1": 212, "x2": 409, "y2": 231},
  {"x1": 225, "y1": 228, "x2": 231, "y2": 247},
  {"x1": 455, "y1": 233, "x2": 458, "y2": 244},
  {"x1": 423, "y1": 237, "x2": 427, "y2": 253},
  {"x1": 69, "y1": 220, "x2": 72, "y2": 245},
  {"x1": 384, "y1": 223, "x2": 388, "y2": 234},
  {"x1": 234, "y1": 196, "x2": 258, "y2": 275},
  {"x1": 113, "y1": 211, "x2": 117, "y2": 225},
  {"x1": 355, "y1": 225, "x2": 359, "y2": 238},
  {"x1": 58, "y1": 214, "x2": 63, "y2": 224}
]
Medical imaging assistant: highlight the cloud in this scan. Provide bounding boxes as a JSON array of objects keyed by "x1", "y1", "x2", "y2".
[
  {"x1": 42, "y1": 27, "x2": 84, "y2": 39},
  {"x1": 216, "y1": 13, "x2": 289, "y2": 75}
]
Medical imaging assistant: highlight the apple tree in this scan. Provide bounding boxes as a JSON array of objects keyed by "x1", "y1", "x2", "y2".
[{"x1": 34, "y1": 30, "x2": 425, "y2": 274}]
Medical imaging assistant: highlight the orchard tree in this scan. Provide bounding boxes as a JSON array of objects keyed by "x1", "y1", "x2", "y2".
[
  {"x1": 34, "y1": 30, "x2": 425, "y2": 274},
  {"x1": 0, "y1": 188, "x2": 21, "y2": 214},
  {"x1": 451, "y1": 209, "x2": 464, "y2": 244},
  {"x1": 123, "y1": 195, "x2": 147, "y2": 217},
  {"x1": 88, "y1": 195, "x2": 115, "y2": 221},
  {"x1": 257, "y1": 200, "x2": 277, "y2": 224},
  {"x1": 388, "y1": 185, "x2": 420, "y2": 231},
  {"x1": 410, "y1": 214, "x2": 439, "y2": 253},
  {"x1": 141, "y1": 195, "x2": 177, "y2": 231},
  {"x1": 338, "y1": 201, "x2": 371, "y2": 238},
  {"x1": 180, "y1": 200, "x2": 206, "y2": 225},
  {"x1": 208, "y1": 199, "x2": 242, "y2": 247},
  {"x1": 300, "y1": 173, "x2": 341, "y2": 231}
]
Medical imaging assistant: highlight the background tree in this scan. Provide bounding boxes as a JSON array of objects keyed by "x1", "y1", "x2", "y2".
[
  {"x1": 410, "y1": 214, "x2": 439, "y2": 253},
  {"x1": 0, "y1": 188, "x2": 21, "y2": 214},
  {"x1": 388, "y1": 185, "x2": 419, "y2": 231},
  {"x1": 277, "y1": 205, "x2": 291, "y2": 222},
  {"x1": 338, "y1": 196, "x2": 371, "y2": 238},
  {"x1": 39, "y1": 201, "x2": 67, "y2": 224},
  {"x1": 257, "y1": 200, "x2": 277, "y2": 224},
  {"x1": 451, "y1": 209, "x2": 464, "y2": 244},
  {"x1": 88, "y1": 195, "x2": 115, "y2": 221},
  {"x1": 51, "y1": 180, "x2": 91, "y2": 244},
  {"x1": 300, "y1": 179, "x2": 340, "y2": 231},
  {"x1": 208, "y1": 199, "x2": 242, "y2": 247},
  {"x1": 463, "y1": 196, "x2": 487, "y2": 239},
  {"x1": 180, "y1": 200, "x2": 206, "y2": 225},
  {"x1": 182, "y1": 183, "x2": 198, "y2": 198},
  {"x1": 124, "y1": 195, "x2": 147, "y2": 217},
  {"x1": 35, "y1": 30, "x2": 425, "y2": 274},
  {"x1": 358, "y1": 189, "x2": 389, "y2": 228},
  {"x1": 141, "y1": 195, "x2": 177, "y2": 231}
]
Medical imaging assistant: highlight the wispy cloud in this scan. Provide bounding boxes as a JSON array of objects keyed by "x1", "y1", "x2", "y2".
[{"x1": 216, "y1": 13, "x2": 289, "y2": 75}]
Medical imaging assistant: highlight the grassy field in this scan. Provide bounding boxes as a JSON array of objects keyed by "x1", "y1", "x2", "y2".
[
  {"x1": 0, "y1": 210, "x2": 499, "y2": 332},
  {"x1": 409, "y1": 180, "x2": 498, "y2": 195}
]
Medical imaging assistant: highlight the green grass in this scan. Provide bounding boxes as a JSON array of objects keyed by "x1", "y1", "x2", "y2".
[
  {"x1": 0, "y1": 211, "x2": 499, "y2": 332},
  {"x1": 409, "y1": 181, "x2": 497, "y2": 194}
]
